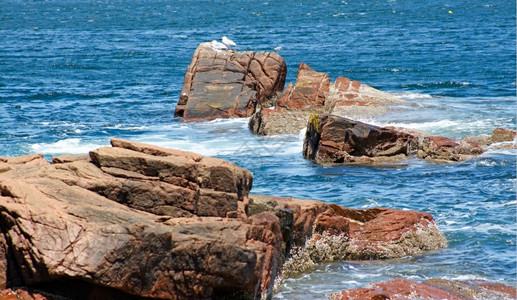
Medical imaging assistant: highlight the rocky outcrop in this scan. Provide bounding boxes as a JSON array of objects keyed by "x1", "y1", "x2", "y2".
[
  {"x1": 0, "y1": 140, "x2": 448, "y2": 299},
  {"x1": 249, "y1": 63, "x2": 403, "y2": 135},
  {"x1": 302, "y1": 115, "x2": 515, "y2": 164},
  {"x1": 0, "y1": 139, "x2": 277, "y2": 299},
  {"x1": 303, "y1": 114, "x2": 418, "y2": 164},
  {"x1": 417, "y1": 136, "x2": 486, "y2": 162},
  {"x1": 249, "y1": 195, "x2": 447, "y2": 278},
  {"x1": 330, "y1": 278, "x2": 517, "y2": 300},
  {"x1": 174, "y1": 43, "x2": 287, "y2": 121}
]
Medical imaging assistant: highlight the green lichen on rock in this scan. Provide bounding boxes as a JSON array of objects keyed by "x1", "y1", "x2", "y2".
[{"x1": 308, "y1": 113, "x2": 320, "y2": 132}]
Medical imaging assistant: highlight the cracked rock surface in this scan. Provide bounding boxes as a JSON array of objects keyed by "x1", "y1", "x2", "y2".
[
  {"x1": 174, "y1": 43, "x2": 287, "y2": 121},
  {"x1": 0, "y1": 139, "x2": 279, "y2": 299}
]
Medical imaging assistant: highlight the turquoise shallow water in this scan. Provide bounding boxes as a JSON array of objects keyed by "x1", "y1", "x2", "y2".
[{"x1": 1, "y1": 0, "x2": 516, "y2": 298}]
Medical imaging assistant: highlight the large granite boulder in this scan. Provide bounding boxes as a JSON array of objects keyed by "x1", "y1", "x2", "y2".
[
  {"x1": 0, "y1": 140, "x2": 278, "y2": 299},
  {"x1": 174, "y1": 43, "x2": 287, "y2": 121},
  {"x1": 303, "y1": 114, "x2": 418, "y2": 164},
  {"x1": 330, "y1": 278, "x2": 516, "y2": 300},
  {"x1": 249, "y1": 63, "x2": 403, "y2": 135}
]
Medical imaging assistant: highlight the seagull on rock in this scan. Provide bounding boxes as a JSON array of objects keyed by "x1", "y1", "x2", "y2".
[
  {"x1": 221, "y1": 36, "x2": 237, "y2": 48},
  {"x1": 210, "y1": 40, "x2": 228, "y2": 51}
]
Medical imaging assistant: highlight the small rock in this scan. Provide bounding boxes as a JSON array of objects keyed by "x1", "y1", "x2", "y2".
[
  {"x1": 491, "y1": 127, "x2": 517, "y2": 143},
  {"x1": 417, "y1": 136, "x2": 486, "y2": 162}
]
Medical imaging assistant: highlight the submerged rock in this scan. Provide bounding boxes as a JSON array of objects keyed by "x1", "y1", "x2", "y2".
[
  {"x1": 174, "y1": 42, "x2": 286, "y2": 121},
  {"x1": 303, "y1": 114, "x2": 417, "y2": 164},
  {"x1": 330, "y1": 278, "x2": 517, "y2": 300}
]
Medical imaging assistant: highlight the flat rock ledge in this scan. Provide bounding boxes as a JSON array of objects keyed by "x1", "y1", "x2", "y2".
[
  {"x1": 174, "y1": 42, "x2": 287, "y2": 121},
  {"x1": 0, "y1": 140, "x2": 446, "y2": 299},
  {"x1": 330, "y1": 278, "x2": 517, "y2": 300},
  {"x1": 249, "y1": 63, "x2": 404, "y2": 135},
  {"x1": 302, "y1": 114, "x2": 516, "y2": 164}
]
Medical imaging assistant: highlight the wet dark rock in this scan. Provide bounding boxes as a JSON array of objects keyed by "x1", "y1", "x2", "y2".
[{"x1": 303, "y1": 114, "x2": 417, "y2": 164}]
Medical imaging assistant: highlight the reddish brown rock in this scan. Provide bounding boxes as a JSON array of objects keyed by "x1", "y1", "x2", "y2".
[
  {"x1": 491, "y1": 127, "x2": 517, "y2": 143},
  {"x1": 249, "y1": 63, "x2": 404, "y2": 136},
  {"x1": 277, "y1": 63, "x2": 330, "y2": 110},
  {"x1": 303, "y1": 114, "x2": 418, "y2": 164},
  {"x1": 249, "y1": 195, "x2": 446, "y2": 277},
  {"x1": 417, "y1": 136, "x2": 486, "y2": 162},
  {"x1": 330, "y1": 76, "x2": 403, "y2": 116},
  {"x1": 330, "y1": 278, "x2": 516, "y2": 300},
  {"x1": 0, "y1": 139, "x2": 277, "y2": 299},
  {"x1": 0, "y1": 288, "x2": 48, "y2": 300},
  {"x1": 174, "y1": 42, "x2": 286, "y2": 121}
]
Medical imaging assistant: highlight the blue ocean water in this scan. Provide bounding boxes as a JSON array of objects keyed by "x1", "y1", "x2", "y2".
[{"x1": 0, "y1": 0, "x2": 515, "y2": 298}]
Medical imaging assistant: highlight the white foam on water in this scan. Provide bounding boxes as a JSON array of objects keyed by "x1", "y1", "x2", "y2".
[
  {"x1": 31, "y1": 138, "x2": 107, "y2": 154},
  {"x1": 340, "y1": 280, "x2": 359, "y2": 285},
  {"x1": 104, "y1": 124, "x2": 149, "y2": 131},
  {"x1": 502, "y1": 200, "x2": 517, "y2": 207},
  {"x1": 447, "y1": 274, "x2": 491, "y2": 282},
  {"x1": 392, "y1": 92, "x2": 433, "y2": 100},
  {"x1": 446, "y1": 224, "x2": 515, "y2": 235}
]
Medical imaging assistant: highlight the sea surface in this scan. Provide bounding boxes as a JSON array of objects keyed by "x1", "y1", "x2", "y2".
[{"x1": 1, "y1": 0, "x2": 515, "y2": 298}]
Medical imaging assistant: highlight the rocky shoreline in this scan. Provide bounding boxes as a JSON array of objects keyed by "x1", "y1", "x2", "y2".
[
  {"x1": 0, "y1": 139, "x2": 450, "y2": 299},
  {"x1": 0, "y1": 44, "x2": 515, "y2": 299}
]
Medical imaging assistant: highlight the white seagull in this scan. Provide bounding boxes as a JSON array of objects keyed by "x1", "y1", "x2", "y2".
[
  {"x1": 210, "y1": 40, "x2": 228, "y2": 51},
  {"x1": 221, "y1": 36, "x2": 237, "y2": 48}
]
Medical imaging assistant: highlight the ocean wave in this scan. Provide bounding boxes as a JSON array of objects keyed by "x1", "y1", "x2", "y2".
[
  {"x1": 446, "y1": 224, "x2": 515, "y2": 235},
  {"x1": 392, "y1": 92, "x2": 433, "y2": 100},
  {"x1": 447, "y1": 275, "x2": 490, "y2": 281},
  {"x1": 103, "y1": 124, "x2": 149, "y2": 131},
  {"x1": 363, "y1": 119, "x2": 458, "y2": 130},
  {"x1": 401, "y1": 81, "x2": 471, "y2": 89}
]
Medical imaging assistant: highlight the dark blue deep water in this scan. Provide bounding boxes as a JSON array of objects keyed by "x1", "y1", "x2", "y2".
[{"x1": 1, "y1": 0, "x2": 515, "y2": 298}]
